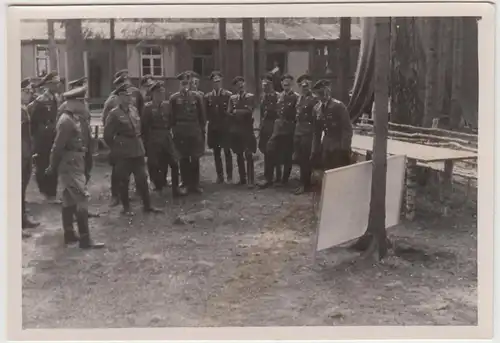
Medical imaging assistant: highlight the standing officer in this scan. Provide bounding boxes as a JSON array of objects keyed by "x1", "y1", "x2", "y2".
[
  {"x1": 266, "y1": 74, "x2": 299, "y2": 188},
  {"x1": 140, "y1": 74, "x2": 154, "y2": 103},
  {"x1": 21, "y1": 78, "x2": 40, "y2": 237},
  {"x1": 28, "y1": 71, "x2": 61, "y2": 203},
  {"x1": 257, "y1": 73, "x2": 280, "y2": 188},
  {"x1": 191, "y1": 72, "x2": 204, "y2": 96},
  {"x1": 45, "y1": 85, "x2": 105, "y2": 249},
  {"x1": 310, "y1": 79, "x2": 353, "y2": 171},
  {"x1": 58, "y1": 76, "x2": 88, "y2": 122},
  {"x1": 141, "y1": 81, "x2": 187, "y2": 198},
  {"x1": 169, "y1": 71, "x2": 206, "y2": 195},
  {"x1": 113, "y1": 72, "x2": 145, "y2": 117},
  {"x1": 103, "y1": 83, "x2": 162, "y2": 216},
  {"x1": 227, "y1": 76, "x2": 257, "y2": 187},
  {"x1": 205, "y1": 71, "x2": 233, "y2": 184},
  {"x1": 293, "y1": 74, "x2": 318, "y2": 195}
]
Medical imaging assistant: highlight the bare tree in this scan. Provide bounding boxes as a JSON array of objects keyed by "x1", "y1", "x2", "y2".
[
  {"x1": 218, "y1": 19, "x2": 228, "y2": 88},
  {"x1": 450, "y1": 17, "x2": 464, "y2": 129},
  {"x1": 258, "y1": 18, "x2": 266, "y2": 97},
  {"x1": 47, "y1": 20, "x2": 58, "y2": 73},
  {"x1": 422, "y1": 18, "x2": 440, "y2": 127},
  {"x1": 65, "y1": 19, "x2": 86, "y2": 82},
  {"x1": 109, "y1": 19, "x2": 116, "y2": 87},
  {"x1": 338, "y1": 17, "x2": 351, "y2": 103}
]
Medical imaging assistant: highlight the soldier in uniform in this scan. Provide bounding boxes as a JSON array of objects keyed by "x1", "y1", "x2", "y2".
[
  {"x1": 205, "y1": 71, "x2": 233, "y2": 183},
  {"x1": 168, "y1": 71, "x2": 206, "y2": 195},
  {"x1": 257, "y1": 74, "x2": 280, "y2": 188},
  {"x1": 190, "y1": 72, "x2": 204, "y2": 96},
  {"x1": 227, "y1": 76, "x2": 257, "y2": 187},
  {"x1": 141, "y1": 81, "x2": 187, "y2": 198},
  {"x1": 28, "y1": 71, "x2": 61, "y2": 203},
  {"x1": 103, "y1": 83, "x2": 162, "y2": 216},
  {"x1": 21, "y1": 78, "x2": 40, "y2": 238},
  {"x1": 113, "y1": 72, "x2": 145, "y2": 117},
  {"x1": 310, "y1": 79, "x2": 353, "y2": 171},
  {"x1": 265, "y1": 74, "x2": 299, "y2": 188},
  {"x1": 140, "y1": 74, "x2": 154, "y2": 103},
  {"x1": 45, "y1": 85, "x2": 105, "y2": 249},
  {"x1": 293, "y1": 74, "x2": 318, "y2": 195},
  {"x1": 58, "y1": 76, "x2": 88, "y2": 122}
]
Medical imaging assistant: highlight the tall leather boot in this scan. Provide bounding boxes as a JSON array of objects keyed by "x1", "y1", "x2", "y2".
[
  {"x1": 76, "y1": 209, "x2": 105, "y2": 249},
  {"x1": 224, "y1": 148, "x2": 233, "y2": 182},
  {"x1": 179, "y1": 158, "x2": 190, "y2": 191},
  {"x1": 246, "y1": 152, "x2": 255, "y2": 188},
  {"x1": 190, "y1": 159, "x2": 203, "y2": 194},
  {"x1": 110, "y1": 165, "x2": 120, "y2": 207},
  {"x1": 236, "y1": 153, "x2": 246, "y2": 185},
  {"x1": 170, "y1": 164, "x2": 187, "y2": 198},
  {"x1": 258, "y1": 154, "x2": 273, "y2": 188},
  {"x1": 62, "y1": 206, "x2": 79, "y2": 245},
  {"x1": 213, "y1": 147, "x2": 224, "y2": 183}
]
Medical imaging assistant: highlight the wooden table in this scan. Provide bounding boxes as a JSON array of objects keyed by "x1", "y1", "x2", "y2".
[{"x1": 351, "y1": 134, "x2": 478, "y2": 220}]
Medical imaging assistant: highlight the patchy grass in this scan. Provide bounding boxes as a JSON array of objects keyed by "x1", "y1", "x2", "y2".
[{"x1": 22, "y1": 156, "x2": 477, "y2": 328}]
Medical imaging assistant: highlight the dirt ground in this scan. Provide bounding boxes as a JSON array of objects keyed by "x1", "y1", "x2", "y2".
[{"x1": 22, "y1": 153, "x2": 477, "y2": 328}]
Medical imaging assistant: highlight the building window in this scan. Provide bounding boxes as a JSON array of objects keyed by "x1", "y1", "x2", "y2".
[
  {"x1": 192, "y1": 45, "x2": 214, "y2": 77},
  {"x1": 141, "y1": 46, "x2": 163, "y2": 77},
  {"x1": 35, "y1": 45, "x2": 50, "y2": 77}
]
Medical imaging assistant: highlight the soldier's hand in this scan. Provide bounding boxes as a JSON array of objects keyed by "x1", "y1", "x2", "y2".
[
  {"x1": 45, "y1": 166, "x2": 53, "y2": 175},
  {"x1": 85, "y1": 171, "x2": 91, "y2": 184}
]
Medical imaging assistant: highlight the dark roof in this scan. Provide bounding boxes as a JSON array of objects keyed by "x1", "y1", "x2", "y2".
[{"x1": 20, "y1": 20, "x2": 362, "y2": 41}]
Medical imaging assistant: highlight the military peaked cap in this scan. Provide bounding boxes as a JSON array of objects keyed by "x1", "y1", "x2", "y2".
[
  {"x1": 113, "y1": 74, "x2": 128, "y2": 86},
  {"x1": 281, "y1": 74, "x2": 294, "y2": 81},
  {"x1": 68, "y1": 76, "x2": 87, "y2": 89},
  {"x1": 21, "y1": 78, "x2": 32, "y2": 89},
  {"x1": 232, "y1": 76, "x2": 245, "y2": 85},
  {"x1": 261, "y1": 73, "x2": 273, "y2": 82},
  {"x1": 209, "y1": 71, "x2": 223, "y2": 81},
  {"x1": 149, "y1": 81, "x2": 165, "y2": 93},
  {"x1": 297, "y1": 74, "x2": 312, "y2": 85},
  {"x1": 39, "y1": 71, "x2": 60, "y2": 86},
  {"x1": 114, "y1": 69, "x2": 128, "y2": 79},
  {"x1": 176, "y1": 71, "x2": 192, "y2": 81},
  {"x1": 312, "y1": 79, "x2": 331, "y2": 91},
  {"x1": 113, "y1": 83, "x2": 131, "y2": 96},
  {"x1": 62, "y1": 85, "x2": 87, "y2": 100},
  {"x1": 141, "y1": 75, "x2": 154, "y2": 87}
]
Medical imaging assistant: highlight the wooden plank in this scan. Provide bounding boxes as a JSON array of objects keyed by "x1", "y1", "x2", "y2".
[{"x1": 352, "y1": 134, "x2": 477, "y2": 162}]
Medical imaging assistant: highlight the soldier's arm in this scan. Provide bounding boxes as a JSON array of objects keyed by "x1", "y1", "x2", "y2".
[
  {"x1": 338, "y1": 102, "x2": 353, "y2": 150},
  {"x1": 167, "y1": 95, "x2": 176, "y2": 128},
  {"x1": 227, "y1": 96, "x2": 234, "y2": 116},
  {"x1": 49, "y1": 115, "x2": 72, "y2": 171},
  {"x1": 101, "y1": 96, "x2": 116, "y2": 126},
  {"x1": 140, "y1": 105, "x2": 151, "y2": 148},
  {"x1": 196, "y1": 94, "x2": 207, "y2": 132},
  {"x1": 136, "y1": 91, "x2": 145, "y2": 117},
  {"x1": 311, "y1": 108, "x2": 322, "y2": 155},
  {"x1": 103, "y1": 110, "x2": 117, "y2": 149},
  {"x1": 203, "y1": 94, "x2": 212, "y2": 123},
  {"x1": 85, "y1": 121, "x2": 93, "y2": 176}
]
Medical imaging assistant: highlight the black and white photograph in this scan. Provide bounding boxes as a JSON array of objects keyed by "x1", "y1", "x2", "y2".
[{"x1": 4, "y1": 2, "x2": 495, "y2": 340}]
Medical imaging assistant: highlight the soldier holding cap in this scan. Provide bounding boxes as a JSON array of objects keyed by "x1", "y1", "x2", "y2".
[
  {"x1": 21, "y1": 78, "x2": 40, "y2": 237},
  {"x1": 265, "y1": 74, "x2": 299, "y2": 188},
  {"x1": 28, "y1": 71, "x2": 61, "y2": 203},
  {"x1": 205, "y1": 71, "x2": 233, "y2": 184},
  {"x1": 310, "y1": 79, "x2": 353, "y2": 171},
  {"x1": 168, "y1": 71, "x2": 206, "y2": 195},
  {"x1": 45, "y1": 85, "x2": 105, "y2": 249},
  {"x1": 141, "y1": 81, "x2": 186, "y2": 198},
  {"x1": 292, "y1": 74, "x2": 318, "y2": 194},
  {"x1": 103, "y1": 83, "x2": 162, "y2": 216},
  {"x1": 257, "y1": 73, "x2": 280, "y2": 188},
  {"x1": 227, "y1": 76, "x2": 257, "y2": 186}
]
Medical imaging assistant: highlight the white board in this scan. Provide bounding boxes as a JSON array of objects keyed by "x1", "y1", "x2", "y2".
[{"x1": 316, "y1": 155, "x2": 407, "y2": 252}]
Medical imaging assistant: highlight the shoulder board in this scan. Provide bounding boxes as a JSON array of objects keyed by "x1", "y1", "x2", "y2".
[
  {"x1": 245, "y1": 93, "x2": 254, "y2": 98},
  {"x1": 224, "y1": 89, "x2": 233, "y2": 96}
]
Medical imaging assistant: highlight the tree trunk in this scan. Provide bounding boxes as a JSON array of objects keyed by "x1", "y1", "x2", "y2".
[
  {"x1": 65, "y1": 19, "x2": 85, "y2": 83},
  {"x1": 47, "y1": 20, "x2": 58, "y2": 74},
  {"x1": 422, "y1": 18, "x2": 440, "y2": 127},
  {"x1": 389, "y1": 17, "x2": 420, "y2": 125},
  {"x1": 350, "y1": 17, "x2": 391, "y2": 260},
  {"x1": 242, "y1": 18, "x2": 256, "y2": 95},
  {"x1": 109, "y1": 19, "x2": 116, "y2": 88},
  {"x1": 450, "y1": 17, "x2": 464, "y2": 129},
  {"x1": 258, "y1": 18, "x2": 266, "y2": 97},
  {"x1": 338, "y1": 17, "x2": 351, "y2": 103},
  {"x1": 218, "y1": 19, "x2": 228, "y2": 89},
  {"x1": 436, "y1": 17, "x2": 454, "y2": 126}
]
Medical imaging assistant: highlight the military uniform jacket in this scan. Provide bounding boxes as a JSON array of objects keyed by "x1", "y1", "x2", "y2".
[
  {"x1": 260, "y1": 91, "x2": 279, "y2": 126},
  {"x1": 205, "y1": 88, "x2": 232, "y2": 131},
  {"x1": 294, "y1": 93, "x2": 318, "y2": 137},
  {"x1": 103, "y1": 105, "x2": 145, "y2": 159},
  {"x1": 168, "y1": 91, "x2": 206, "y2": 138},
  {"x1": 102, "y1": 94, "x2": 119, "y2": 126},
  {"x1": 58, "y1": 99, "x2": 91, "y2": 124},
  {"x1": 227, "y1": 92, "x2": 255, "y2": 135},
  {"x1": 29, "y1": 90, "x2": 60, "y2": 153},
  {"x1": 21, "y1": 105, "x2": 33, "y2": 163},
  {"x1": 141, "y1": 100, "x2": 179, "y2": 160},
  {"x1": 50, "y1": 111, "x2": 92, "y2": 174},
  {"x1": 273, "y1": 90, "x2": 299, "y2": 137},
  {"x1": 129, "y1": 86, "x2": 145, "y2": 117},
  {"x1": 312, "y1": 98, "x2": 353, "y2": 153}
]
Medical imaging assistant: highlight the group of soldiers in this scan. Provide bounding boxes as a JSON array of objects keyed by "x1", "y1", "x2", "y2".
[{"x1": 20, "y1": 65, "x2": 353, "y2": 250}]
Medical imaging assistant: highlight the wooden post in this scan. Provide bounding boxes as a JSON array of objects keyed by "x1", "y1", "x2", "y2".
[
  {"x1": 109, "y1": 19, "x2": 116, "y2": 88},
  {"x1": 258, "y1": 18, "x2": 266, "y2": 98},
  {"x1": 338, "y1": 17, "x2": 351, "y2": 103},
  {"x1": 242, "y1": 18, "x2": 256, "y2": 96},
  {"x1": 218, "y1": 18, "x2": 228, "y2": 88}
]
